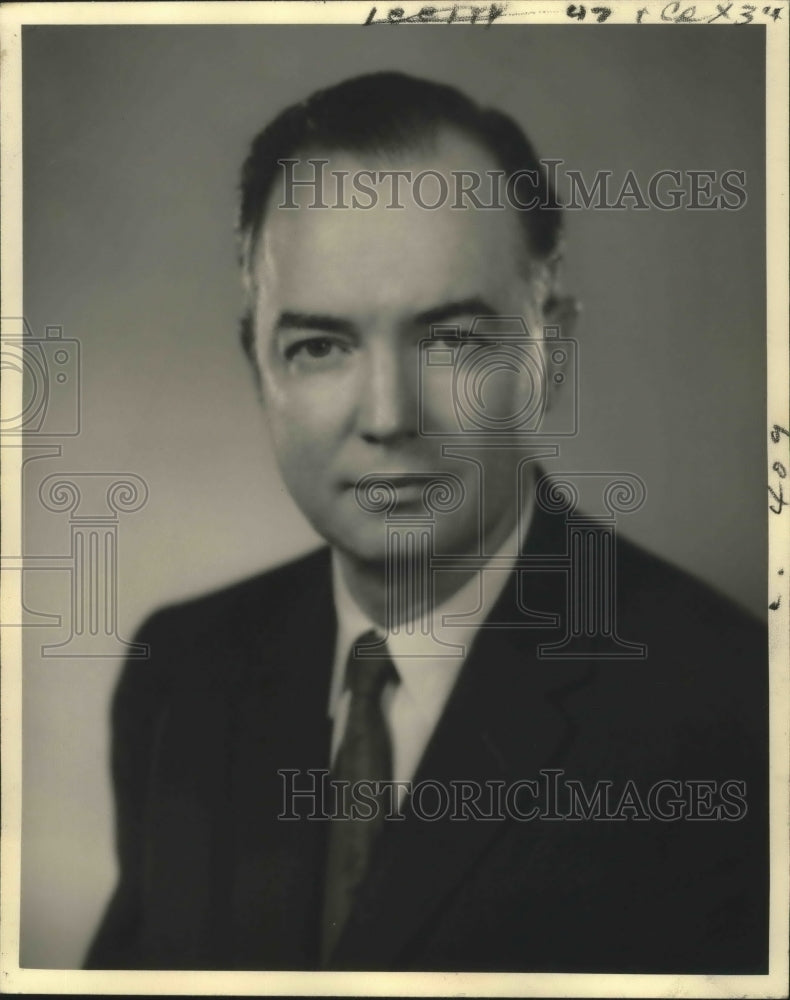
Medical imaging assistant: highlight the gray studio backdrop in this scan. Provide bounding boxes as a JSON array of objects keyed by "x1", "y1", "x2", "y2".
[{"x1": 20, "y1": 25, "x2": 765, "y2": 967}]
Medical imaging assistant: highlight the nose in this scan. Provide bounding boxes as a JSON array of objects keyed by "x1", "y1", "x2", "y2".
[{"x1": 357, "y1": 342, "x2": 418, "y2": 446}]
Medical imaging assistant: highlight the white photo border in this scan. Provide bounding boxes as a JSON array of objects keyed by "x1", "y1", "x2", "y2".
[{"x1": 1, "y1": 2, "x2": 787, "y2": 996}]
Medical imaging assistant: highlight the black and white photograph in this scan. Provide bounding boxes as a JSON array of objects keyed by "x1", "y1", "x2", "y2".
[{"x1": 1, "y1": 1, "x2": 788, "y2": 995}]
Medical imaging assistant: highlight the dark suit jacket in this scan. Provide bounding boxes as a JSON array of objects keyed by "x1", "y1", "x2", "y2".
[{"x1": 85, "y1": 503, "x2": 768, "y2": 973}]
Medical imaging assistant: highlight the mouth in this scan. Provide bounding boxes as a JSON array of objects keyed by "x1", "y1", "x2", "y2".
[
  {"x1": 340, "y1": 473, "x2": 441, "y2": 506},
  {"x1": 384, "y1": 479, "x2": 427, "y2": 503}
]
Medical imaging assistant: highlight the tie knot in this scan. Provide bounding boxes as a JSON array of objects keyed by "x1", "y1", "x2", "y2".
[{"x1": 345, "y1": 632, "x2": 399, "y2": 701}]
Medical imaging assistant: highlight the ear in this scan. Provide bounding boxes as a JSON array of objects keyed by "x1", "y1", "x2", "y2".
[
  {"x1": 239, "y1": 311, "x2": 264, "y2": 400},
  {"x1": 541, "y1": 294, "x2": 580, "y2": 415},
  {"x1": 543, "y1": 293, "x2": 580, "y2": 336}
]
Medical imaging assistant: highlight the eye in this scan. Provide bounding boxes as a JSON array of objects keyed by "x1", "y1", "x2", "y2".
[
  {"x1": 283, "y1": 337, "x2": 350, "y2": 362},
  {"x1": 302, "y1": 338, "x2": 332, "y2": 358},
  {"x1": 432, "y1": 331, "x2": 460, "y2": 346}
]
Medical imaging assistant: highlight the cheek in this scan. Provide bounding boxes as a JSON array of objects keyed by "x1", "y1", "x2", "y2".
[
  {"x1": 261, "y1": 373, "x2": 353, "y2": 476},
  {"x1": 418, "y1": 365, "x2": 458, "y2": 432},
  {"x1": 419, "y1": 352, "x2": 546, "y2": 432},
  {"x1": 490, "y1": 365, "x2": 547, "y2": 420}
]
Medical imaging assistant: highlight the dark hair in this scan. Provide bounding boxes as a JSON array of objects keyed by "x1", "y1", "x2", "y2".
[{"x1": 238, "y1": 71, "x2": 563, "y2": 366}]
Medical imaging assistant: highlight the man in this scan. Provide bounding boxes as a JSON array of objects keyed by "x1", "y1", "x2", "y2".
[{"x1": 86, "y1": 72, "x2": 767, "y2": 973}]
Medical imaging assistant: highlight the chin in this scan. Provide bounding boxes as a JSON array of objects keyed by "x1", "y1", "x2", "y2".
[{"x1": 314, "y1": 511, "x2": 391, "y2": 566}]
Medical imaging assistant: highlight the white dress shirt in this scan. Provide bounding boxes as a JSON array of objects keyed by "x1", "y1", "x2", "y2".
[{"x1": 328, "y1": 495, "x2": 534, "y2": 804}]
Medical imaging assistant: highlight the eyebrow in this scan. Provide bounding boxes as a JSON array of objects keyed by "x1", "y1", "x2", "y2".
[
  {"x1": 275, "y1": 311, "x2": 355, "y2": 335},
  {"x1": 413, "y1": 298, "x2": 499, "y2": 327},
  {"x1": 274, "y1": 297, "x2": 499, "y2": 337}
]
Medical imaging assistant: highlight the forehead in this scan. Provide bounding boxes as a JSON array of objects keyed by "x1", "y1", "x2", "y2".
[{"x1": 253, "y1": 129, "x2": 532, "y2": 318}]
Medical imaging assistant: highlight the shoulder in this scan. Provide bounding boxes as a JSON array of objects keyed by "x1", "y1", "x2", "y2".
[
  {"x1": 614, "y1": 530, "x2": 764, "y2": 649},
  {"x1": 112, "y1": 546, "x2": 333, "y2": 714},
  {"x1": 140, "y1": 545, "x2": 332, "y2": 640},
  {"x1": 528, "y1": 499, "x2": 764, "y2": 651},
  {"x1": 567, "y1": 531, "x2": 767, "y2": 775}
]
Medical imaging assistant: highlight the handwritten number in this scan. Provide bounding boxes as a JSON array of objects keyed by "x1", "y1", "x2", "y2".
[
  {"x1": 769, "y1": 426, "x2": 788, "y2": 608},
  {"x1": 366, "y1": 1, "x2": 781, "y2": 26},
  {"x1": 567, "y1": 4, "x2": 610, "y2": 22},
  {"x1": 768, "y1": 483, "x2": 787, "y2": 515}
]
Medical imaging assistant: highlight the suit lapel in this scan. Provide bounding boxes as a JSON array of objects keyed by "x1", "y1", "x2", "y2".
[{"x1": 331, "y1": 506, "x2": 595, "y2": 968}]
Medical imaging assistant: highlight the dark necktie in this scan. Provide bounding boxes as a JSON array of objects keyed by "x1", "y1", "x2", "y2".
[{"x1": 321, "y1": 631, "x2": 399, "y2": 965}]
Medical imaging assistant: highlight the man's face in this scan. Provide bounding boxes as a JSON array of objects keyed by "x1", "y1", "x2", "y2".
[{"x1": 250, "y1": 129, "x2": 551, "y2": 563}]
